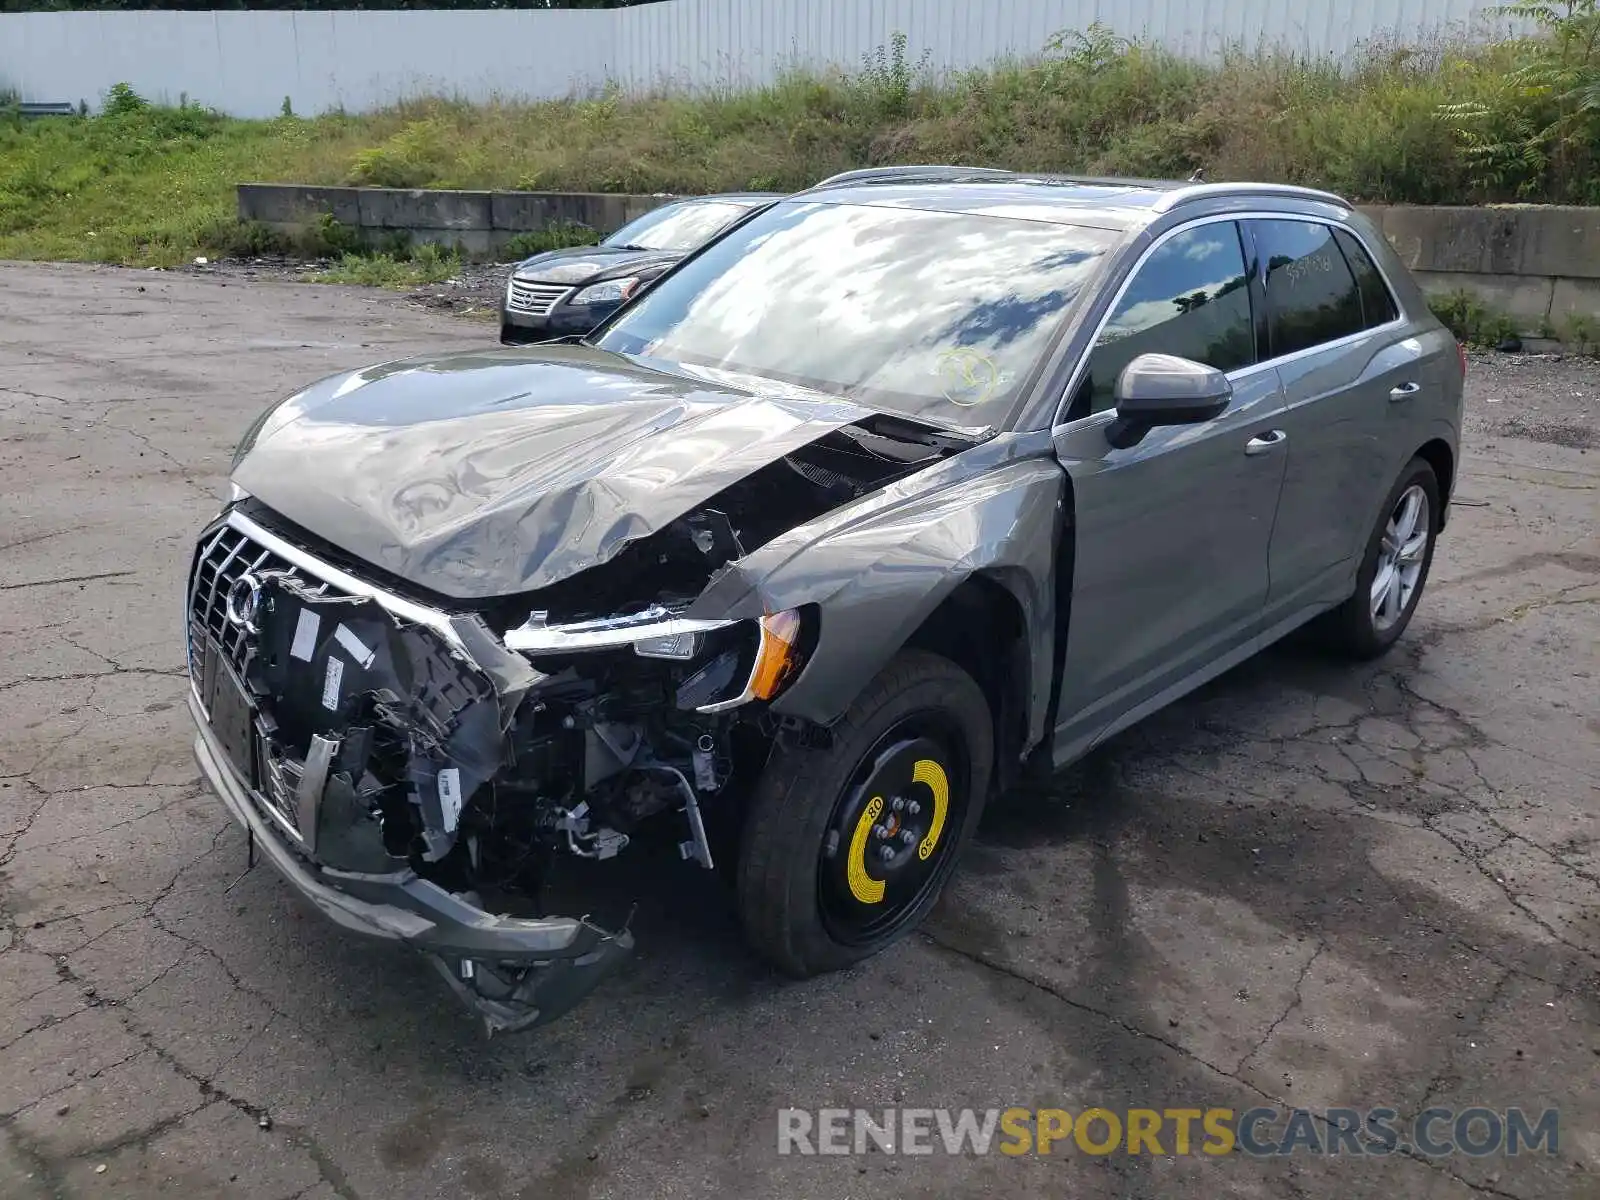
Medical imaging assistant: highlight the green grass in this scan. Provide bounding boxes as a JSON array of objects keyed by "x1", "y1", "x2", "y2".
[
  {"x1": 502, "y1": 222, "x2": 601, "y2": 258},
  {"x1": 1560, "y1": 312, "x2": 1600, "y2": 354},
  {"x1": 311, "y1": 245, "x2": 461, "y2": 288},
  {"x1": 2, "y1": 24, "x2": 1598, "y2": 268}
]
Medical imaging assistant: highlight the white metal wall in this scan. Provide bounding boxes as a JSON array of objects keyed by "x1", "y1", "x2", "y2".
[{"x1": 0, "y1": 0, "x2": 1525, "y2": 118}]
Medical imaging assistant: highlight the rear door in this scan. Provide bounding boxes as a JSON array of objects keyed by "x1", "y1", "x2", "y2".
[
  {"x1": 1051, "y1": 218, "x2": 1289, "y2": 759},
  {"x1": 1244, "y1": 217, "x2": 1424, "y2": 621}
]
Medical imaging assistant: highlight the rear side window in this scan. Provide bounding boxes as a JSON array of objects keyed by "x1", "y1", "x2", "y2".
[
  {"x1": 1077, "y1": 222, "x2": 1255, "y2": 416},
  {"x1": 1252, "y1": 219, "x2": 1366, "y2": 357},
  {"x1": 1334, "y1": 228, "x2": 1399, "y2": 329}
]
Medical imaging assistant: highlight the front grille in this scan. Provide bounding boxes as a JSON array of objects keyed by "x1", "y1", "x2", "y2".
[
  {"x1": 506, "y1": 279, "x2": 572, "y2": 317},
  {"x1": 186, "y1": 523, "x2": 332, "y2": 681}
]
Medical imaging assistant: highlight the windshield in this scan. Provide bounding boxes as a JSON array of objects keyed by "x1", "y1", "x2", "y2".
[
  {"x1": 602, "y1": 200, "x2": 758, "y2": 252},
  {"x1": 594, "y1": 200, "x2": 1114, "y2": 429}
]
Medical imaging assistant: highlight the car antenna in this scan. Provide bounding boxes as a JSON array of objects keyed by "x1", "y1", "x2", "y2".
[{"x1": 1188, "y1": 166, "x2": 1207, "y2": 182}]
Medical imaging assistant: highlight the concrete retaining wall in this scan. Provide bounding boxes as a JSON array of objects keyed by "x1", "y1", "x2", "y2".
[
  {"x1": 237, "y1": 184, "x2": 674, "y2": 258},
  {"x1": 239, "y1": 185, "x2": 1600, "y2": 328},
  {"x1": 1358, "y1": 204, "x2": 1600, "y2": 334}
]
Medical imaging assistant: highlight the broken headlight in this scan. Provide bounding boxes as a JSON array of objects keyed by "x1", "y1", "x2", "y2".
[
  {"x1": 503, "y1": 607, "x2": 806, "y2": 712},
  {"x1": 632, "y1": 629, "x2": 703, "y2": 660},
  {"x1": 693, "y1": 610, "x2": 804, "y2": 713}
]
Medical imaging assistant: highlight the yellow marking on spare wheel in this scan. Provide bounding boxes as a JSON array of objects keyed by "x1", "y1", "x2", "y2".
[
  {"x1": 914, "y1": 760, "x2": 950, "y2": 861},
  {"x1": 847, "y1": 796, "x2": 887, "y2": 904}
]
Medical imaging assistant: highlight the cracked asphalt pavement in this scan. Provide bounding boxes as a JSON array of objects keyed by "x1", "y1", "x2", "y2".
[{"x1": 2, "y1": 261, "x2": 1597, "y2": 1200}]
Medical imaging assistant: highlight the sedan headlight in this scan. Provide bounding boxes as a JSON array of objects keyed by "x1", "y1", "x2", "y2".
[
  {"x1": 503, "y1": 606, "x2": 807, "y2": 711},
  {"x1": 572, "y1": 277, "x2": 640, "y2": 306}
]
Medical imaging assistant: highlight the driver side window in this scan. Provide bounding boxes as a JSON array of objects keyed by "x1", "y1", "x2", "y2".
[{"x1": 1069, "y1": 222, "x2": 1255, "y2": 420}]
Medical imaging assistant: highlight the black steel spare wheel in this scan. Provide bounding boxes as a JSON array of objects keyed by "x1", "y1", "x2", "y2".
[
  {"x1": 736, "y1": 650, "x2": 993, "y2": 977},
  {"x1": 818, "y1": 724, "x2": 969, "y2": 945}
]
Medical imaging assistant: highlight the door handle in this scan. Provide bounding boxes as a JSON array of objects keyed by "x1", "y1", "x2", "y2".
[
  {"x1": 1244, "y1": 429, "x2": 1287, "y2": 456},
  {"x1": 1389, "y1": 382, "x2": 1421, "y2": 402}
]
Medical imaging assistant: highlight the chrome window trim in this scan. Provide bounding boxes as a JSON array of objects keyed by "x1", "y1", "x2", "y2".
[{"x1": 1051, "y1": 210, "x2": 1408, "y2": 430}]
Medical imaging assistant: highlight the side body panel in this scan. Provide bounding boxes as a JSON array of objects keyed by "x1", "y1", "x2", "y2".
[
  {"x1": 1050, "y1": 369, "x2": 1288, "y2": 760},
  {"x1": 685, "y1": 435, "x2": 1066, "y2": 754},
  {"x1": 1016, "y1": 198, "x2": 1464, "y2": 773},
  {"x1": 1266, "y1": 329, "x2": 1447, "y2": 616},
  {"x1": 1331, "y1": 210, "x2": 1465, "y2": 545},
  {"x1": 1249, "y1": 214, "x2": 1462, "y2": 621}
]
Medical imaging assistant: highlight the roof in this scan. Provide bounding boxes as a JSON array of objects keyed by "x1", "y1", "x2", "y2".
[{"x1": 794, "y1": 166, "x2": 1349, "y2": 230}]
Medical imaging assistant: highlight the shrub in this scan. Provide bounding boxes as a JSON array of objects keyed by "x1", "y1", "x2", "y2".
[
  {"x1": 1561, "y1": 312, "x2": 1600, "y2": 354},
  {"x1": 296, "y1": 212, "x2": 365, "y2": 258},
  {"x1": 850, "y1": 32, "x2": 932, "y2": 120},
  {"x1": 1429, "y1": 289, "x2": 1523, "y2": 345},
  {"x1": 348, "y1": 117, "x2": 455, "y2": 188},
  {"x1": 102, "y1": 82, "x2": 148, "y2": 117},
  {"x1": 503, "y1": 222, "x2": 600, "y2": 259}
]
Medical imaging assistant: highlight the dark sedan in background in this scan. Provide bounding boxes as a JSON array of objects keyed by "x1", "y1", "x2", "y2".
[{"x1": 499, "y1": 192, "x2": 779, "y2": 344}]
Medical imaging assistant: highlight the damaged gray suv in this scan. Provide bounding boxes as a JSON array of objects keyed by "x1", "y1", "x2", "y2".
[{"x1": 187, "y1": 168, "x2": 1464, "y2": 1032}]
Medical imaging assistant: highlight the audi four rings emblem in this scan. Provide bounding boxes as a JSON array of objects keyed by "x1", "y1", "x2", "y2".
[{"x1": 224, "y1": 573, "x2": 264, "y2": 632}]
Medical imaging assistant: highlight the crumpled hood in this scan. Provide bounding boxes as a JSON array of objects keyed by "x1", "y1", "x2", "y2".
[
  {"x1": 231, "y1": 345, "x2": 876, "y2": 601},
  {"x1": 511, "y1": 245, "x2": 681, "y2": 286}
]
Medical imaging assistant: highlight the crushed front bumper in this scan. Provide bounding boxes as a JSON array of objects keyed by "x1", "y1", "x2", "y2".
[{"x1": 189, "y1": 688, "x2": 634, "y2": 1032}]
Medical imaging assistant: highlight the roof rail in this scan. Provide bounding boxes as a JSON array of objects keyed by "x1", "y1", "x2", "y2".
[
  {"x1": 810, "y1": 164, "x2": 1017, "y2": 190},
  {"x1": 1154, "y1": 181, "x2": 1351, "y2": 213}
]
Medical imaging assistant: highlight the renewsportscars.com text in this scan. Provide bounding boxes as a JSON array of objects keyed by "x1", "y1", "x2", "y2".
[{"x1": 777, "y1": 1106, "x2": 1559, "y2": 1158}]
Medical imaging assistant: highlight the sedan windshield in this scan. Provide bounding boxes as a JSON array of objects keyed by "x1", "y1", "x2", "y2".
[
  {"x1": 603, "y1": 200, "x2": 758, "y2": 252},
  {"x1": 594, "y1": 200, "x2": 1114, "y2": 429}
]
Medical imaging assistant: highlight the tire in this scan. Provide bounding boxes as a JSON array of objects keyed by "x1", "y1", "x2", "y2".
[
  {"x1": 1320, "y1": 456, "x2": 1440, "y2": 660},
  {"x1": 735, "y1": 650, "x2": 993, "y2": 978}
]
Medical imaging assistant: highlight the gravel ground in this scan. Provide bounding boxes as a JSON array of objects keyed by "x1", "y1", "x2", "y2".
[
  {"x1": 176, "y1": 256, "x2": 514, "y2": 321},
  {"x1": 1, "y1": 261, "x2": 1596, "y2": 1200},
  {"x1": 1464, "y1": 351, "x2": 1599, "y2": 451}
]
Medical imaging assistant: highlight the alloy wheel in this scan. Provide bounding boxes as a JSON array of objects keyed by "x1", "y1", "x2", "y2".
[{"x1": 1370, "y1": 483, "x2": 1431, "y2": 632}]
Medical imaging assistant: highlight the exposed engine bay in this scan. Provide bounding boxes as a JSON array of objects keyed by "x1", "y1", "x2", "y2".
[
  {"x1": 504, "y1": 415, "x2": 970, "y2": 621},
  {"x1": 197, "y1": 414, "x2": 965, "y2": 1032}
]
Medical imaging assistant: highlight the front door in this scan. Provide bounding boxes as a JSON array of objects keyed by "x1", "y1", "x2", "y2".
[{"x1": 1050, "y1": 219, "x2": 1288, "y2": 762}]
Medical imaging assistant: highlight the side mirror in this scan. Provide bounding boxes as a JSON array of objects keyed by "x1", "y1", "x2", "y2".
[{"x1": 1106, "y1": 353, "x2": 1233, "y2": 449}]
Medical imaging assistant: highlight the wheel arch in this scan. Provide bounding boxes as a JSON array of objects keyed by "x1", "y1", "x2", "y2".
[
  {"x1": 901, "y1": 571, "x2": 1035, "y2": 796},
  {"x1": 1415, "y1": 437, "x2": 1455, "y2": 528}
]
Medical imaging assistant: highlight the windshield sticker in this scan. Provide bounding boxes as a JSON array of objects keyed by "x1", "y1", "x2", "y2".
[{"x1": 935, "y1": 349, "x2": 1002, "y2": 408}]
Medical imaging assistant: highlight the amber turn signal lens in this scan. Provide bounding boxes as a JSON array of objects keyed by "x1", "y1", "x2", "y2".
[{"x1": 749, "y1": 610, "x2": 803, "y2": 700}]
